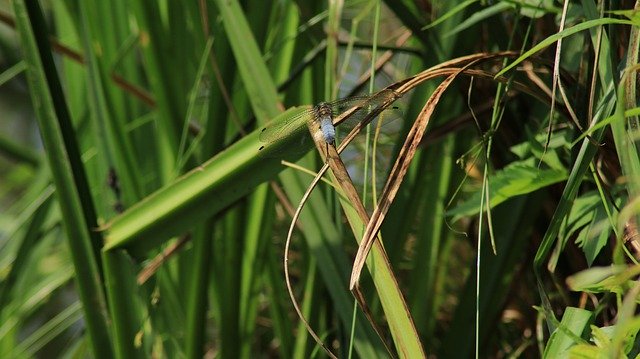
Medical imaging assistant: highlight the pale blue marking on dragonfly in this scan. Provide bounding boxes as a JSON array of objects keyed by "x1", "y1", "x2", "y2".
[
  {"x1": 313, "y1": 101, "x2": 336, "y2": 145},
  {"x1": 258, "y1": 89, "x2": 399, "y2": 155}
]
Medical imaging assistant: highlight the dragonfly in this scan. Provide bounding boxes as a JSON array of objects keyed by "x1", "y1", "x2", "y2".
[{"x1": 258, "y1": 89, "x2": 399, "y2": 156}]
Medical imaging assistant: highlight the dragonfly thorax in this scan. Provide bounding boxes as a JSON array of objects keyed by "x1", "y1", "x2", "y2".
[{"x1": 314, "y1": 103, "x2": 335, "y2": 144}]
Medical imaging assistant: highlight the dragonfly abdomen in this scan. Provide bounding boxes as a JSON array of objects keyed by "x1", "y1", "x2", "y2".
[{"x1": 315, "y1": 103, "x2": 335, "y2": 144}]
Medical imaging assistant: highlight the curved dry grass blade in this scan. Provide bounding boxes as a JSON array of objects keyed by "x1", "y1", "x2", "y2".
[
  {"x1": 283, "y1": 159, "x2": 338, "y2": 359},
  {"x1": 349, "y1": 67, "x2": 471, "y2": 290},
  {"x1": 284, "y1": 96, "x2": 404, "y2": 358},
  {"x1": 542, "y1": 0, "x2": 570, "y2": 163},
  {"x1": 324, "y1": 145, "x2": 397, "y2": 356},
  {"x1": 320, "y1": 91, "x2": 417, "y2": 357},
  {"x1": 283, "y1": 103, "x2": 388, "y2": 357},
  {"x1": 282, "y1": 102, "x2": 391, "y2": 357}
]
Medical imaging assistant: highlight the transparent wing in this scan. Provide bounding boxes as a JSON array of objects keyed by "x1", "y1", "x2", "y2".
[
  {"x1": 259, "y1": 107, "x2": 314, "y2": 144},
  {"x1": 258, "y1": 89, "x2": 398, "y2": 148},
  {"x1": 331, "y1": 89, "x2": 400, "y2": 129},
  {"x1": 328, "y1": 96, "x2": 372, "y2": 118}
]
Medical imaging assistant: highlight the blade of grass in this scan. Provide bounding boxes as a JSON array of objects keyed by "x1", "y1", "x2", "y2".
[
  {"x1": 542, "y1": 307, "x2": 591, "y2": 357},
  {"x1": 12, "y1": 301, "x2": 84, "y2": 357},
  {"x1": 496, "y1": 18, "x2": 633, "y2": 78},
  {"x1": 12, "y1": 1, "x2": 112, "y2": 356},
  {"x1": 75, "y1": 0, "x2": 144, "y2": 206},
  {"x1": 534, "y1": 2, "x2": 619, "y2": 333},
  {"x1": 422, "y1": 0, "x2": 478, "y2": 30},
  {"x1": 129, "y1": 1, "x2": 181, "y2": 183},
  {"x1": 616, "y1": 67, "x2": 640, "y2": 197},
  {"x1": 102, "y1": 107, "x2": 310, "y2": 251},
  {"x1": 0, "y1": 186, "x2": 53, "y2": 312},
  {"x1": 101, "y1": 250, "x2": 145, "y2": 358},
  {"x1": 445, "y1": 1, "x2": 513, "y2": 37}
]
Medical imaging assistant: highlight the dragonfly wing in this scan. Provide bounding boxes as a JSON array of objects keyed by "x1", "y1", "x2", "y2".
[
  {"x1": 257, "y1": 106, "x2": 317, "y2": 158},
  {"x1": 259, "y1": 107, "x2": 313, "y2": 144},
  {"x1": 329, "y1": 96, "x2": 371, "y2": 117},
  {"x1": 333, "y1": 89, "x2": 400, "y2": 128}
]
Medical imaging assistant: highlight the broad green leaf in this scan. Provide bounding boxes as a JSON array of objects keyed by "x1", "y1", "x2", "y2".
[
  {"x1": 448, "y1": 162, "x2": 567, "y2": 220},
  {"x1": 12, "y1": 0, "x2": 112, "y2": 356},
  {"x1": 566, "y1": 265, "x2": 640, "y2": 294},
  {"x1": 543, "y1": 307, "x2": 592, "y2": 358},
  {"x1": 575, "y1": 206, "x2": 610, "y2": 266}
]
